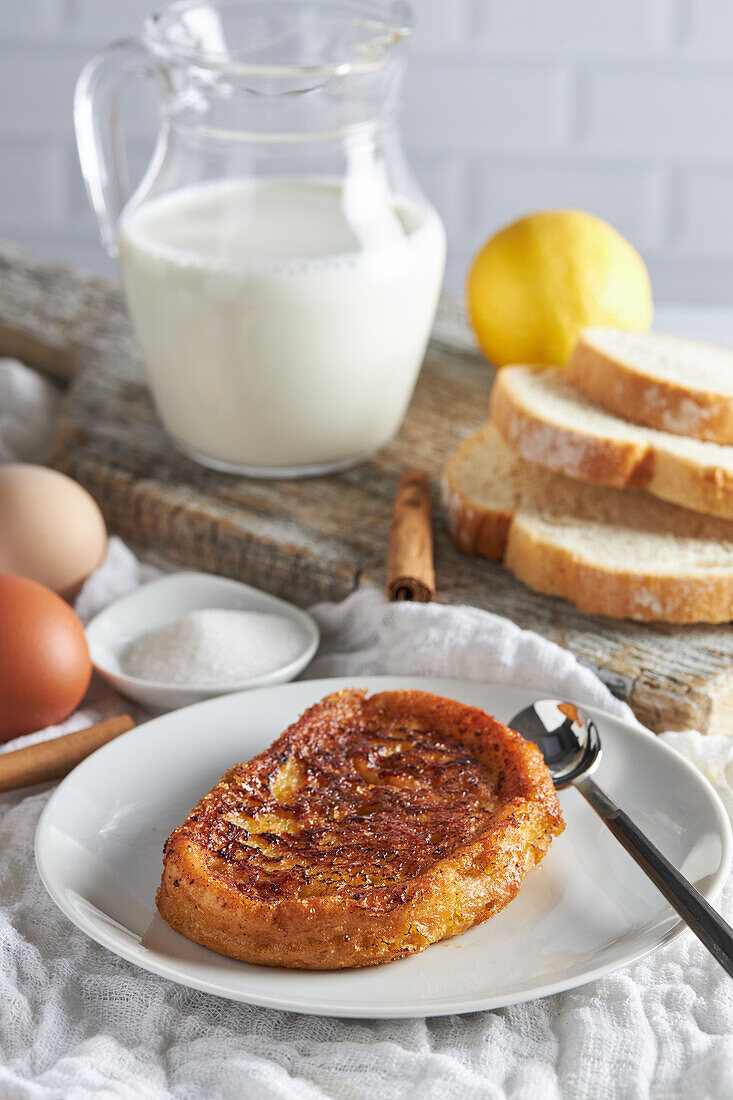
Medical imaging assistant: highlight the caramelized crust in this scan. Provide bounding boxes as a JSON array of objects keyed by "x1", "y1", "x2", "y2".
[{"x1": 157, "y1": 689, "x2": 564, "y2": 969}]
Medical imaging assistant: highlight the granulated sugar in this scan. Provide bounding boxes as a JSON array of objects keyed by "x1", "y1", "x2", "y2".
[{"x1": 122, "y1": 608, "x2": 305, "y2": 685}]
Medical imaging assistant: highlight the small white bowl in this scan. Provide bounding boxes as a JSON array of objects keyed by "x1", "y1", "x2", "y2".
[{"x1": 85, "y1": 571, "x2": 320, "y2": 710}]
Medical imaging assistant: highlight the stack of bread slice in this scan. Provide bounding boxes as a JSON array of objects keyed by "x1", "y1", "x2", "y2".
[{"x1": 442, "y1": 329, "x2": 733, "y2": 622}]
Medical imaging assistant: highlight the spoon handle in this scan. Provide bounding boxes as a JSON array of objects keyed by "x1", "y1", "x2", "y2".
[{"x1": 575, "y1": 774, "x2": 733, "y2": 978}]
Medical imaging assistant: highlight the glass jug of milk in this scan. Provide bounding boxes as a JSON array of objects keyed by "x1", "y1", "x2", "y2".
[{"x1": 75, "y1": 0, "x2": 445, "y2": 476}]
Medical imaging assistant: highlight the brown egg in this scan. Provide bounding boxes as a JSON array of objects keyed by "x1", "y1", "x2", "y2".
[
  {"x1": 0, "y1": 573, "x2": 92, "y2": 741},
  {"x1": 0, "y1": 465, "x2": 107, "y2": 600}
]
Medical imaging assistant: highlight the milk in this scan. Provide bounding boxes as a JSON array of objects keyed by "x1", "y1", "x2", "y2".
[{"x1": 117, "y1": 179, "x2": 446, "y2": 473}]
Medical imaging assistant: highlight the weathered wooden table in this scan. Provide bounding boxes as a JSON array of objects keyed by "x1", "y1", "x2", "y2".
[{"x1": 1, "y1": 239, "x2": 731, "y2": 734}]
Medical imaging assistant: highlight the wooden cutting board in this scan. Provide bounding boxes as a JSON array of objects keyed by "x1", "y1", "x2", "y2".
[{"x1": 1, "y1": 239, "x2": 732, "y2": 735}]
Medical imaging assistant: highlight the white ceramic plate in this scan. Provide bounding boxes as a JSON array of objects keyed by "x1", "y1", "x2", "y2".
[
  {"x1": 85, "y1": 571, "x2": 319, "y2": 709},
  {"x1": 35, "y1": 677, "x2": 731, "y2": 1019}
]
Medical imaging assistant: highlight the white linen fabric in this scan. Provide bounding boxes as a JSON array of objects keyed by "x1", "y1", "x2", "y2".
[
  {"x1": 2, "y1": 357, "x2": 733, "y2": 1100},
  {"x1": 0, "y1": 358, "x2": 61, "y2": 464}
]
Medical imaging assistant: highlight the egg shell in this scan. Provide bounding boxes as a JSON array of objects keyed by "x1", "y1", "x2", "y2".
[
  {"x1": 0, "y1": 573, "x2": 92, "y2": 741},
  {"x1": 0, "y1": 464, "x2": 107, "y2": 600}
]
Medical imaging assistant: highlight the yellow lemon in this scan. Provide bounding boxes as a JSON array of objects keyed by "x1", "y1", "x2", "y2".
[{"x1": 467, "y1": 209, "x2": 653, "y2": 367}]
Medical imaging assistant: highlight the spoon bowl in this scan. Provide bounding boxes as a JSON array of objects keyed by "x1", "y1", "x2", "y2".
[{"x1": 508, "y1": 699, "x2": 601, "y2": 788}]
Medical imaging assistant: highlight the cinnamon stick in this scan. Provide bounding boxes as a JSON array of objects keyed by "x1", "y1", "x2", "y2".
[
  {"x1": 0, "y1": 714, "x2": 135, "y2": 793},
  {"x1": 386, "y1": 469, "x2": 436, "y2": 602}
]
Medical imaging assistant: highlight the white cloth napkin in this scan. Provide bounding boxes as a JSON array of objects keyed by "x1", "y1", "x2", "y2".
[{"x1": 2, "y1": 358, "x2": 733, "y2": 1100}]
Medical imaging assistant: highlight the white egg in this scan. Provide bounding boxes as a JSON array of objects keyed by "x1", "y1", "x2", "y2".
[{"x1": 0, "y1": 464, "x2": 107, "y2": 599}]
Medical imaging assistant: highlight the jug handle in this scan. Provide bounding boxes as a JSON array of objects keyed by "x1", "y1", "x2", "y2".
[{"x1": 74, "y1": 39, "x2": 169, "y2": 256}]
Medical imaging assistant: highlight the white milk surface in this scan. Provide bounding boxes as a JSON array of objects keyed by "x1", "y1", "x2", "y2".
[{"x1": 118, "y1": 179, "x2": 446, "y2": 471}]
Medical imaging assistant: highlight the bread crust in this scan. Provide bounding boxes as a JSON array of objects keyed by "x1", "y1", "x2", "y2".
[
  {"x1": 568, "y1": 333, "x2": 733, "y2": 444},
  {"x1": 157, "y1": 689, "x2": 564, "y2": 969},
  {"x1": 490, "y1": 368, "x2": 733, "y2": 521}
]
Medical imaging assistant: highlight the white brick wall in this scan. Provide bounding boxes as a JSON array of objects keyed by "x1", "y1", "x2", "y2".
[
  {"x1": 2, "y1": 0, "x2": 733, "y2": 302},
  {"x1": 472, "y1": 0, "x2": 658, "y2": 53}
]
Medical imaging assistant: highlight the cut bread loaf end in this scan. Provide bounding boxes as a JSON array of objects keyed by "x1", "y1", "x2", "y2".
[
  {"x1": 442, "y1": 425, "x2": 733, "y2": 623},
  {"x1": 489, "y1": 364, "x2": 733, "y2": 521},
  {"x1": 568, "y1": 328, "x2": 733, "y2": 444}
]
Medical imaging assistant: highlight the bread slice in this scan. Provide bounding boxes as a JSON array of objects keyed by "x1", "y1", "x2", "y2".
[
  {"x1": 157, "y1": 688, "x2": 563, "y2": 969},
  {"x1": 490, "y1": 365, "x2": 733, "y2": 520},
  {"x1": 568, "y1": 328, "x2": 733, "y2": 443},
  {"x1": 442, "y1": 424, "x2": 733, "y2": 622}
]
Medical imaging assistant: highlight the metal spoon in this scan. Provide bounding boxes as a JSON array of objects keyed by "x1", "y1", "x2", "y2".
[{"x1": 510, "y1": 699, "x2": 733, "y2": 977}]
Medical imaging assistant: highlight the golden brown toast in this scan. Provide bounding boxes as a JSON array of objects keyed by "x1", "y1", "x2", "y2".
[{"x1": 157, "y1": 689, "x2": 564, "y2": 969}]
